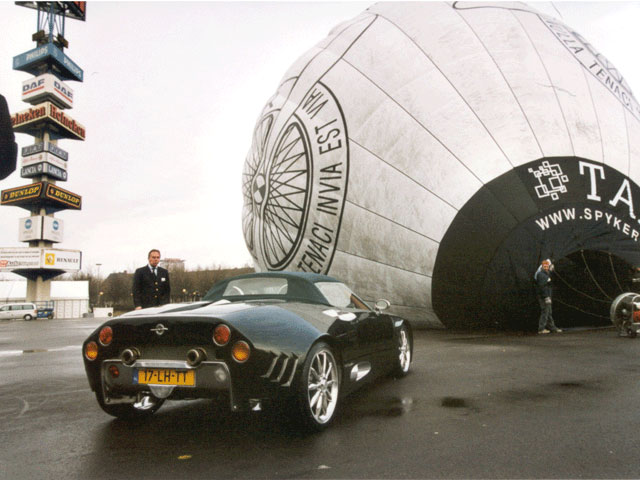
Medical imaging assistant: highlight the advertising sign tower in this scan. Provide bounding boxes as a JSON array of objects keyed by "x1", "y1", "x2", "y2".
[{"x1": 0, "y1": 2, "x2": 86, "y2": 304}]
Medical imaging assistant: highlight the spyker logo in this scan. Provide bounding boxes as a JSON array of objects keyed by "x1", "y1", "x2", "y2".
[
  {"x1": 150, "y1": 324, "x2": 168, "y2": 336},
  {"x1": 529, "y1": 160, "x2": 569, "y2": 201},
  {"x1": 242, "y1": 81, "x2": 349, "y2": 273}
]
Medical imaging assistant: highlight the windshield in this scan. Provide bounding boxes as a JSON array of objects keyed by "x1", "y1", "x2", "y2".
[
  {"x1": 315, "y1": 282, "x2": 370, "y2": 310},
  {"x1": 223, "y1": 277, "x2": 288, "y2": 296}
]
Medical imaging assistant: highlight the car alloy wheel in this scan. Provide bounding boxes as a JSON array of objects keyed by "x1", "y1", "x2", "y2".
[
  {"x1": 393, "y1": 325, "x2": 412, "y2": 377},
  {"x1": 299, "y1": 342, "x2": 339, "y2": 430}
]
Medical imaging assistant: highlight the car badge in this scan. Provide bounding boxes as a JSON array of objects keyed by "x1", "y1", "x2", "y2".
[{"x1": 151, "y1": 323, "x2": 168, "y2": 336}]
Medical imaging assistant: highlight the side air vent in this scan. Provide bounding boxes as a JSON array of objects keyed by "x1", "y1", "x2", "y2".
[{"x1": 261, "y1": 352, "x2": 299, "y2": 387}]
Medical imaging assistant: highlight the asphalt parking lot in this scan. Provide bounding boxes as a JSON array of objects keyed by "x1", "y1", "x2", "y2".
[{"x1": 1, "y1": 318, "x2": 640, "y2": 479}]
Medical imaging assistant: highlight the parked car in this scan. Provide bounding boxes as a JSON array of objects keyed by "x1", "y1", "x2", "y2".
[
  {"x1": 0, "y1": 302, "x2": 38, "y2": 321},
  {"x1": 36, "y1": 300, "x2": 54, "y2": 320},
  {"x1": 82, "y1": 271, "x2": 413, "y2": 430}
]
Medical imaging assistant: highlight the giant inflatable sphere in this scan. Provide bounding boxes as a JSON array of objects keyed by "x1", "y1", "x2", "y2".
[{"x1": 242, "y1": 2, "x2": 640, "y2": 329}]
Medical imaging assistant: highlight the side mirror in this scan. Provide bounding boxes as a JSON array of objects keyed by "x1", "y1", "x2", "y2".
[{"x1": 374, "y1": 299, "x2": 390, "y2": 313}]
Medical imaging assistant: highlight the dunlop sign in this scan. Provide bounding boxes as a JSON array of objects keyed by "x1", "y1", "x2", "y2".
[
  {"x1": 1, "y1": 183, "x2": 43, "y2": 205},
  {"x1": 45, "y1": 184, "x2": 81, "y2": 209},
  {"x1": 1, "y1": 182, "x2": 81, "y2": 211}
]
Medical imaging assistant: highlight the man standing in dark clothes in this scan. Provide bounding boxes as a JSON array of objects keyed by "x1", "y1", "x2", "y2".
[
  {"x1": 629, "y1": 266, "x2": 640, "y2": 293},
  {"x1": 535, "y1": 259, "x2": 562, "y2": 334},
  {"x1": 132, "y1": 249, "x2": 171, "y2": 309},
  {"x1": 0, "y1": 94, "x2": 17, "y2": 180}
]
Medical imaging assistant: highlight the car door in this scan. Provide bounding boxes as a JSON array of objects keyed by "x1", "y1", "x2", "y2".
[
  {"x1": 318, "y1": 283, "x2": 394, "y2": 359},
  {"x1": 0, "y1": 305, "x2": 9, "y2": 319},
  {"x1": 10, "y1": 305, "x2": 23, "y2": 319},
  {"x1": 348, "y1": 295, "x2": 394, "y2": 359}
]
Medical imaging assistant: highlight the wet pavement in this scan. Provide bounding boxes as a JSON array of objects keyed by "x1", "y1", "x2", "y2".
[{"x1": 1, "y1": 318, "x2": 640, "y2": 479}]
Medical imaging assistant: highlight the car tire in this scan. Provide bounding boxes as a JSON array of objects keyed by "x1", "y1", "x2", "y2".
[
  {"x1": 392, "y1": 324, "x2": 412, "y2": 378},
  {"x1": 296, "y1": 342, "x2": 340, "y2": 431},
  {"x1": 47, "y1": 313, "x2": 53, "y2": 320},
  {"x1": 23, "y1": 314, "x2": 33, "y2": 321},
  {"x1": 95, "y1": 388, "x2": 164, "y2": 420}
]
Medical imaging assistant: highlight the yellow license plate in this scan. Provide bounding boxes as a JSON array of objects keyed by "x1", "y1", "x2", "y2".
[{"x1": 135, "y1": 368, "x2": 195, "y2": 386}]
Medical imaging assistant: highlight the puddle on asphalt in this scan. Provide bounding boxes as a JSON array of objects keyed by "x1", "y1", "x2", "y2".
[
  {"x1": 441, "y1": 396, "x2": 468, "y2": 408},
  {"x1": 556, "y1": 382, "x2": 584, "y2": 388},
  {"x1": 357, "y1": 396, "x2": 415, "y2": 417}
]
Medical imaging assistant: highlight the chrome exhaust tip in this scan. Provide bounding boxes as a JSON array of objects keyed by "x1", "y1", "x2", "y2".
[
  {"x1": 121, "y1": 348, "x2": 140, "y2": 366},
  {"x1": 186, "y1": 348, "x2": 207, "y2": 366}
]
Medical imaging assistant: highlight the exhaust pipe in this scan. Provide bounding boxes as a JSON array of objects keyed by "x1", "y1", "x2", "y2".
[
  {"x1": 187, "y1": 348, "x2": 207, "y2": 366},
  {"x1": 121, "y1": 348, "x2": 140, "y2": 366}
]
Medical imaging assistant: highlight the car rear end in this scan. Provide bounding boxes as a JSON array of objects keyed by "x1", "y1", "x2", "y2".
[{"x1": 82, "y1": 314, "x2": 278, "y2": 412}]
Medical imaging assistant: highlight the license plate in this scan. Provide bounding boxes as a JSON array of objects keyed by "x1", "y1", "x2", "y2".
[{"x1": 134, "y1": 368, "x2": 195, "y2": 386}]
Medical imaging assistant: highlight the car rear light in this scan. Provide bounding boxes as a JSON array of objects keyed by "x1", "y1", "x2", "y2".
[
  {"x1": 108, "y1": 365, "x2": 120, "y2": 378},
  {"x1": 213, "y1": 324, "x2": 231, "y2": 346},
  {"x1": 85, "y1": 341, "x2": 98, "y2": 361},
  {"x1": 231, "y1": 341, "x2": 250, "y2": 363},
  {"x1": 99, "y1": 326, "x2": 113, "y2": 346}
]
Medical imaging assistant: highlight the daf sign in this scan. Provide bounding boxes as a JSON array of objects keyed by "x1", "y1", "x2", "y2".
[{"x1": 22, "y1": 73, "x2": 74, "y2": 109}]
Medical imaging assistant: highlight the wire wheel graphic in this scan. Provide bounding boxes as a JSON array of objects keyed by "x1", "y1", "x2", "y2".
[
  {"x1": 261, "y1": 119, "x2": 311, "y2": 269},
  {"x1": 242, "y1": 113, "x2": 274, "y2": 252},
  {"x1": 242, "y1": 112, "x2": 312, "y2": 269}
]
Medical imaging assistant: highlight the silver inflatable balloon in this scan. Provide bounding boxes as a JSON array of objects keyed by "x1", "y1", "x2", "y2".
[{"x1": 243, "y1": 2, "x2": 640, "y2": 329}]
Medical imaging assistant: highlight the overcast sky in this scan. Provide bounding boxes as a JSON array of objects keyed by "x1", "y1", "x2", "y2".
[{"x1": 1, "y1": 1, "x2": 640, "y2": 279}]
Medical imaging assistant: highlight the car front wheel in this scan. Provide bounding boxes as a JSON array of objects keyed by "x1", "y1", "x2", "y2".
[
  {"x1": 23, "y1": 314, "x2": 33, "y2": 321},
  {"x1": 392, "y1": 324, "x2": 412, "y2": 377},
  {"x1": 297, "y1": 342, "x2": 340, "y2": 431},
  {"x1": 95, "y1": 389, "x2": 164, "y2": 420}
]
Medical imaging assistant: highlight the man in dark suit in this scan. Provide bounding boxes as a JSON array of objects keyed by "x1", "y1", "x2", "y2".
[{"x1": 132, "y1": 249, "x2": 171, "y2": 309}]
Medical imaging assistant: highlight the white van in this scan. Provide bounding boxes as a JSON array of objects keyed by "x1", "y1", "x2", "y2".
[{"x1": 0, "y1": 303, "x2": 38, "y2": 320}]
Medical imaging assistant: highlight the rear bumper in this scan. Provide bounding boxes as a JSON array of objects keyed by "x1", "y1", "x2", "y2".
[{"x1": 101, "y1": 358, "x2": 234, "y2": 406}]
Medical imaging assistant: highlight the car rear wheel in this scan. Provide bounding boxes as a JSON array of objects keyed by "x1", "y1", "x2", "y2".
[
  {"x1": 95, "y1": 389, "x2": 164, "y2": 420},
  {"x1": 297, "y1": 342, "x2": 340, "y2": 431},
  {"x1": 392, "y1": 325, "x2": 412, "y2": 377},
  {"x1": 23, "y1": 314, "x2": 33, "y2": 321}
]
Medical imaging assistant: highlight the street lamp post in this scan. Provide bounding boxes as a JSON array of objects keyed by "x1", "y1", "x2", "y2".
[{"x1": 95, "y1": 263, "x2": 102, "y2": 309}]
